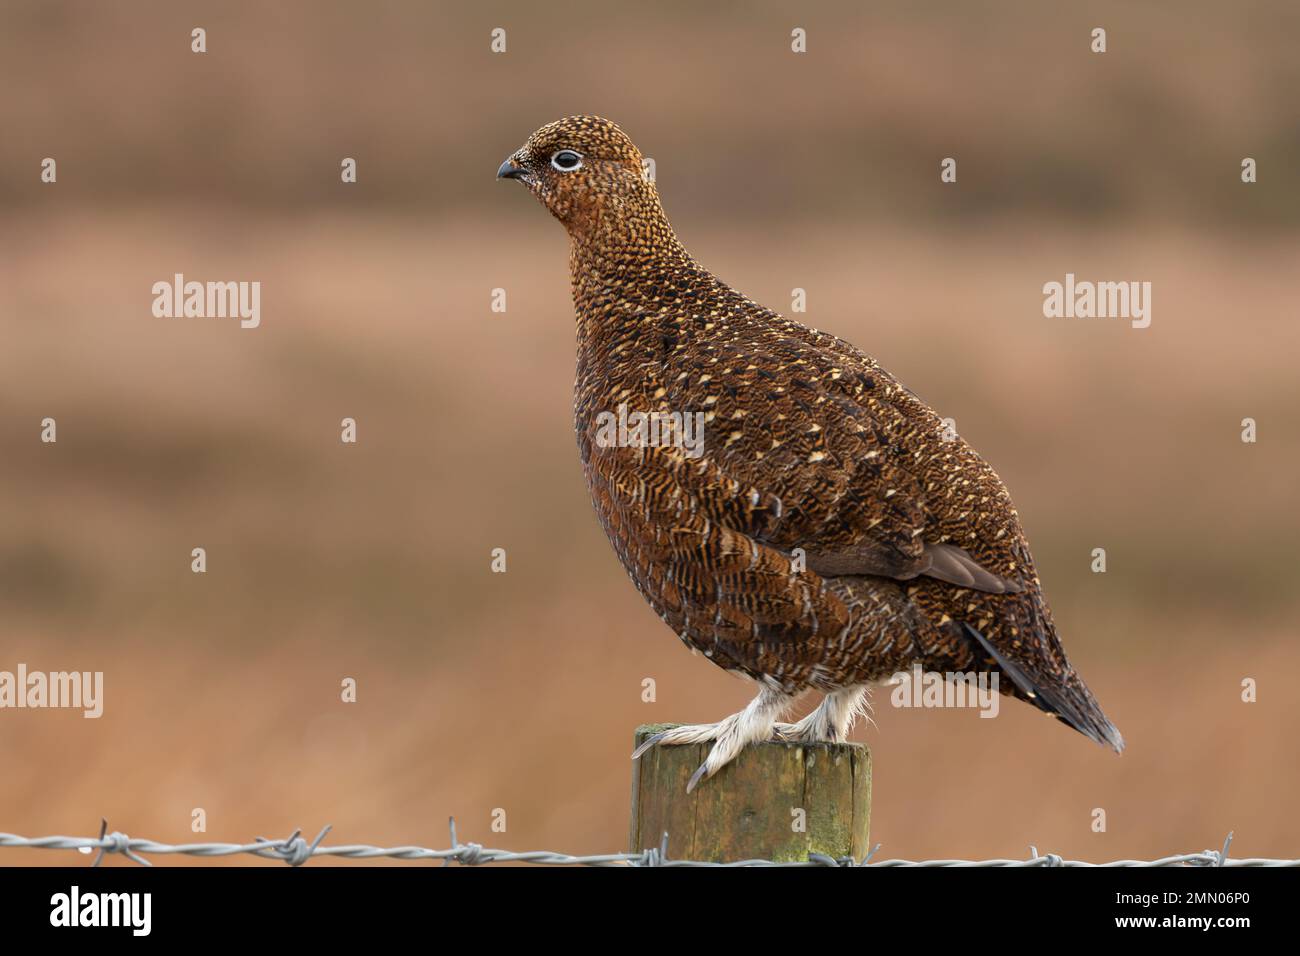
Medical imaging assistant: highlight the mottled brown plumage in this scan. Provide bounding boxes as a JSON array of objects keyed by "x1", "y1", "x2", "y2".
[{"x1": 499, "y1": 116, "x2": 1122, "y2": 788}]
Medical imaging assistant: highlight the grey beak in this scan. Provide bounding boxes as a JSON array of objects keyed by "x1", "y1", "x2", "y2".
[{"x1": 497, "y1": 157, "x2": 527, "y2": 180}]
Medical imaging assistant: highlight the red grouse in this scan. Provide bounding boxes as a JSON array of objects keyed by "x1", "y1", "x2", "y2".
[{"x1": 498, "y1": 116, "x2": 1123, "y2": 791}]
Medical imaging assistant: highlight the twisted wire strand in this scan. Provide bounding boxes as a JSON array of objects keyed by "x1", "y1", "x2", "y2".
[{"x1": 1, "y1": 822, "x2": 1294, "y2": 867}]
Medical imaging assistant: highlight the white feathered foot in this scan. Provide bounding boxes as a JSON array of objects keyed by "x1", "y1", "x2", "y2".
[
  {"x1": 631, "y1": 685, "x2": 794, "y2": 793},
  {"x1": 773, "y1": 685, "x2": 871, "y2": 744}
]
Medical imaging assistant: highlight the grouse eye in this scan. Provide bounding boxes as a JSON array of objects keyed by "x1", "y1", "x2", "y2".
[{"x1": 551, "y1": 149, "x2": 583, "y2": 172}]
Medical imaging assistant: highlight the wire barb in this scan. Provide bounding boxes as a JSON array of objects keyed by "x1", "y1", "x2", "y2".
[
  {"x1": 1215, "y1": 831, "x2": 1234, "y2": 868},
  {"x1": 91, "y1": 819, "x2": 152, "y2": 868}
]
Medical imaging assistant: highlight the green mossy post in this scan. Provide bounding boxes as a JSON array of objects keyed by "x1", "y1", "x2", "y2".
[{"x1": 629, "y1": 723, "x2": 871, "y2": 864}]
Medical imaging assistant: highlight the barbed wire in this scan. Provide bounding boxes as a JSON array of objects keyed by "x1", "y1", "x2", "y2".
[{"x1": 1, "y1": 821, "x2": 1295, "y2": 867}]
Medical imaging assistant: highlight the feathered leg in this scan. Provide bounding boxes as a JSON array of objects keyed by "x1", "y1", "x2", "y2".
[
  {"x1": 631, "y1": 684, "x2": 794, "y2": 792},
  {"x1": 774, "y1": 684, "x2": 870, "y2": 743}
]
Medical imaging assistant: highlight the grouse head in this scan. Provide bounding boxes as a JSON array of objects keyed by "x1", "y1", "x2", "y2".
[{"x1": 497, "y1": 115, "x2": 665, "y2": 243}]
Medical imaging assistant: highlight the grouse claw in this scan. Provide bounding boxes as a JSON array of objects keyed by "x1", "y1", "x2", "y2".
[
  {"x1": 630, "y1": 731, "x2": 671, "y2": 760},
  {"x1": 686, "y1": 761, "x2": 712, "y2": 794}
]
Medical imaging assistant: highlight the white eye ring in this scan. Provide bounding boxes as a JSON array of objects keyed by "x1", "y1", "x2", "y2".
[{"x1": 550, "y1": 149, "x2": 583, "y2": 172}]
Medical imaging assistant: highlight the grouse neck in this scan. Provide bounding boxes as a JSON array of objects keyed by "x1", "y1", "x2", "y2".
[
  {"x1": 569, "y1": 212, "x2": 717, "y2": 312},
  {"x1": 567, "y1": 200, "x2": 692, "y2": 268},
  {"x1": 571, "y1": 247, "x2": 723, "y2": 363}
]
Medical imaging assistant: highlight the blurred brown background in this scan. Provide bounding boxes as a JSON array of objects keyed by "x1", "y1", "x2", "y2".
[{"x1": 1, "y1": 0, "x2": 1298, "y2": 864}]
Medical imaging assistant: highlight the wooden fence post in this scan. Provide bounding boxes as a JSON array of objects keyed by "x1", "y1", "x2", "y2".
[{"x1": 629, "y1": 722, "x2": 871, "y2": 863}]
